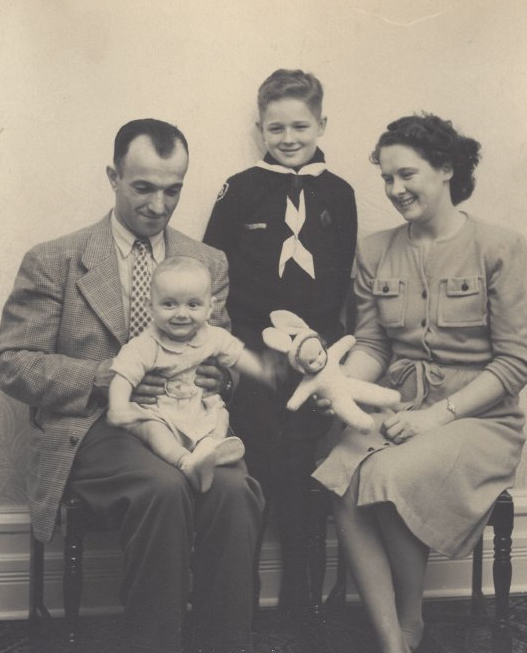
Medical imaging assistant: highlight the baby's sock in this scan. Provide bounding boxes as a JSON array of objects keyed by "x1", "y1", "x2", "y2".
[
  {"x1": 178, "y1": 438, "x2": 218, "y2": 493},
  {"x1": 177, "y1": 437, "x2": 246, "y2": 493}
]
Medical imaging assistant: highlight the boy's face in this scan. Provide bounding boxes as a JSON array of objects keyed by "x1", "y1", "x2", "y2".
[
  {"x1": 258, "y1": 98, "x2": 327, "y2": 168},
  {"x1": 149, "y1": 268, "x2": 214, "y2": 341}
]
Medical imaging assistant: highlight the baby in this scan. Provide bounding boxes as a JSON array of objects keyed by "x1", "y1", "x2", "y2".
[{"x1": 108, "y1": 255, "x2": 274, "y2": 492}]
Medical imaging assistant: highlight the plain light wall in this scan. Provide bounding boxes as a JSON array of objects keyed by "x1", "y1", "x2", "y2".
[{"x1": 1, "y1": 0, "x2": 527, "y2": 484}]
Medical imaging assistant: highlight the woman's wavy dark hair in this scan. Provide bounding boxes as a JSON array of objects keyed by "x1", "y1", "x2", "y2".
[{"x1": 370, "y1": 113, "x2": 481, "y2": 205}]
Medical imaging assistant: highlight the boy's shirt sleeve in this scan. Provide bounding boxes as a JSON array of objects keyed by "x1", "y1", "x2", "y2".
[{"x1": 203, "y1": 177, "x2": 238, "y2": 253}]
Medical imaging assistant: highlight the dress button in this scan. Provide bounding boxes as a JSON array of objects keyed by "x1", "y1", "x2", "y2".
[
  {"x1": 421, "y1": 319, "x2": 426, "y2": 327},
  {"x1": 70, "y1": 436, "x2": 79, "y2": 446},
  {"x1": 382, "y1": 285, "x2": 389, "y2": 293},
  {"x1": 367, "y1": 446, "x2": 375, "y2": 452},
  {"x1": 422, "y1": 290, "x2": 427, "y2": 299},
  {"x1": 461, "y1": 283, "x2": 469, "y2": 291}
]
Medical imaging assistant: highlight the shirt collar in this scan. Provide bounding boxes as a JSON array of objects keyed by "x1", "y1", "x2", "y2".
[{"x1": 110, "y1": 211, "x2": 165, "y2": 263}]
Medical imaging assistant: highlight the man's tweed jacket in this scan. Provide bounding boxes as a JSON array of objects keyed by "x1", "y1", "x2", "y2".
[{"x1": 0, "y1": 214, "x2": 231, "y2": 542}]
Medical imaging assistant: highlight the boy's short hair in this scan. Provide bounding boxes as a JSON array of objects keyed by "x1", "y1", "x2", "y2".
[{"x1": 257, "y1": 69, "x2": 324, "y2": 118}]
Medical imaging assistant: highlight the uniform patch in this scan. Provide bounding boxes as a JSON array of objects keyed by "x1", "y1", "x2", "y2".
[{"x1": 216, "y1": 182, "x2": 229, "y2": 202}]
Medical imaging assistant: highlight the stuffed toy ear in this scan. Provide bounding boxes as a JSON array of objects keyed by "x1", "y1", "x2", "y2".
[
  {"x1": 270, "y1": 310, "x2": 310, "y2": 335},
  {"x1": 262, "y1": 327, "x2": 292, "y2": 353}
]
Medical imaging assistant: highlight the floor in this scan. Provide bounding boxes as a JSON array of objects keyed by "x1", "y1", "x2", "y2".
[{"x1": 0, "y1": 595, "x2": 526, "y2": 653}]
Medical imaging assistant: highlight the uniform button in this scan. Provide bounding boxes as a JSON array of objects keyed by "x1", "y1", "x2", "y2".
[
  {"x1": 382, "y1": 285, "x2": 389, "y2": 293},
  {"x1": 461, "y1": 283, "x2": 468, "y2": 291},
  {"x1": 421, "y1": 319, "x2": 426, "y2": 327},
  {"x1": 367, "y1": 446, "x2": 375, "y2": 452},
  {"x1": 70, "y1": 436, "x2": 79, "y2": 446},
  {"x1": 422, "y1": 290, "x2": 428, "y2": 299}
]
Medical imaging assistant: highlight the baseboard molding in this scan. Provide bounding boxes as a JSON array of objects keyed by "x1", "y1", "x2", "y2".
[{"x1": 1, "y1": 490, "x2": 526, "y2": 619}]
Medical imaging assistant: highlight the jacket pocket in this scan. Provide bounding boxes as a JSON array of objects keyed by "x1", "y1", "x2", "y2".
[
  {"x1": 438, "y1": 275, "x2": 487, "y2": 327},
  {"x1": 372, "y1": 278, "x2": 406, "y2": 327}
]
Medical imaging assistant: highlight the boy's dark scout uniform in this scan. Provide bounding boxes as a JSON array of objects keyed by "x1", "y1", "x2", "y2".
[{"x1": 204, "y1": 148, "x2": 357, "y2": 616}]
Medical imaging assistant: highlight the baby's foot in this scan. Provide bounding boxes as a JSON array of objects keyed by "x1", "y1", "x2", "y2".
[
  {"x1": 213, "y1": 437, "x2": 245, "y2": 466},
  {"x1": 178, "y1": 440, "x2": 217, "y2": 493}
]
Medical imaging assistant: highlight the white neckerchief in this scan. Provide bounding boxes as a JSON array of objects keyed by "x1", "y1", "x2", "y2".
[{"x1": 256, "y1": 159, "x2": 326, "y2": 279}]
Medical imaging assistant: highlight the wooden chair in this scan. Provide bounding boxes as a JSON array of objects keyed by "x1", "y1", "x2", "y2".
[
  {"x1": 29, "y1": 494, "x2": 94, "y2": 644},
  {"x1": 323, "y1": 490, "x2": 515, "y2": 652}
]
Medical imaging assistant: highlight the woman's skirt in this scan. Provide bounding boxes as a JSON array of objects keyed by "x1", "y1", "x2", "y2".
[{"x1": 312, "y1": 360, "x2": 526, "y2": 557}]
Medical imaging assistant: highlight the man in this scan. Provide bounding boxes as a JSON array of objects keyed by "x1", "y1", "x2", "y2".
[{"x1": 0, "y1": 119, "x2": 264, "y2": 653}]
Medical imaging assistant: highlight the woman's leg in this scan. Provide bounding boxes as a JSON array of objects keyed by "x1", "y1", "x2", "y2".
[
  {"x1": 374, "y1": 503, "x2": 429, "y2": 651},
  {"x1": 331, "y1": 479, "x2": 409, "y2": 653}
]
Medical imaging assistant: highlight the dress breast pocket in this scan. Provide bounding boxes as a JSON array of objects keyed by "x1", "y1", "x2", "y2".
[
  {"x1": 437, "y1": 276, "x2": 487, "y2": 327},
  {"x1": 372, "y1": 278, "x2": 406, "y2": 328}
]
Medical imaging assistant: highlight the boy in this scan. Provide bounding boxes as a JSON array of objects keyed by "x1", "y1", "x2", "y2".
[
  {"x1": 108, "y1": 255, "x2": 276, "y2": 493},
  {"x1": 204, "y1": 69, "x2": 357, "y2": 623}
]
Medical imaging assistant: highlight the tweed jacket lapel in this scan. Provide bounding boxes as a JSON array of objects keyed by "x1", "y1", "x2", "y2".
[{"x1": 77, "y1": 214, "x2": 128, "y2": 345}]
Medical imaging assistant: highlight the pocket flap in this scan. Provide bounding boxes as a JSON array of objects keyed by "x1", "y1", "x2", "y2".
[
  {"x1": 373, "y1": 278, "x2": 401, "y2": 297},
  {"x1": 445, "y1": 276, "x2": 481, "y2": 296}
]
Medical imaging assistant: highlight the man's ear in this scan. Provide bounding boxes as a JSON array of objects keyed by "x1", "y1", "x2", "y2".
[
  {"x1": 318, "y1": 116, "x2": 328, "y2": 137},
  {"x1": 106, "y1": 165, "x2": 119, "y2": 191}
]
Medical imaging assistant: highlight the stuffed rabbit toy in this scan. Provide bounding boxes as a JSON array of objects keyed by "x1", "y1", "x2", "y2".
[{"x1": 262, "y1": 310, "x2": 400, "y2": 432}]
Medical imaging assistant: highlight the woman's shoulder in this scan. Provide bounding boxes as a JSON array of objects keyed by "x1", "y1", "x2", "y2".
[
  {"x1": 358, "y1": 225, "x2": 407, "y2": 255},
  {"x1": 466, "y1": 214, "x2": 524, "y2": 246}
]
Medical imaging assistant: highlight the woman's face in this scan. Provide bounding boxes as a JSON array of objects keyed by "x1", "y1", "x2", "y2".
[{"x1": 379, "y1": 144, "x2": 453, "y2": 226}]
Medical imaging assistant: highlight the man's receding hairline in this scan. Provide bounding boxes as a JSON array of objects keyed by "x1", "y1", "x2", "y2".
[{"x1": 115, "y1": 134, "x2": 188, "y2": 172}]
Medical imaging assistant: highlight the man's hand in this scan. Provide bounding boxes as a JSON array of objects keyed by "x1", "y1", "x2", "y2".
[
  {"x1": 131, "y1": 371, "x2": 166, "y2": 405},
  {"x1": 195, "y1": 356, "x2": 226, "y2": 397}
]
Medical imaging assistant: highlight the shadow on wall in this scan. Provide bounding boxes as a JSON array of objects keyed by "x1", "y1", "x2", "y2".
[{"x1": 0, "y1": 392, "x2": 29, "y2": 506}]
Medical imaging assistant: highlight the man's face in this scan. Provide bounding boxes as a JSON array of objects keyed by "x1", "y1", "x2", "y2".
[{"x1": 107, "y1": 135, "x2": 189, "y2": 238}]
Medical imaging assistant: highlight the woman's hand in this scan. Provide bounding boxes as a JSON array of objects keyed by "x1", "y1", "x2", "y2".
[
  {"x1": 309, "y1": 394, "x2": 334, "y2": 417},
  {"x1": 381, "y1": 405, "x2": 451, "y2": 444}
]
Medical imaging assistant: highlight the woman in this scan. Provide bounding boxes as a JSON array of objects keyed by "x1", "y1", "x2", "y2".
[{"x1": 313, "y1": 114, "x2": 527, "y2": 653}]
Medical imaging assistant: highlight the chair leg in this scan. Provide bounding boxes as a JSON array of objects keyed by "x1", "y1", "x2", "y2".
[
  {"x1": 307, "y1": 484, "x2": 329, "y2": 620},
  {"x1": 491, "y1": 492, "x2": 513, "y2": 645},
  {"x1": 471, "y1": 536, "x2": 487, "y2": 619},
  {"x1": 29, "y1": 527, "x2": 51, "y2": 631},
  {"x1": 61, "y1": 499, "x2": 85, "y2": 644}
]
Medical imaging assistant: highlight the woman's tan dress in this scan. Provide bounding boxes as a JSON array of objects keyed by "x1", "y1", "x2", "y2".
[{"x1": 313, "y1": 216, "x2": 527, "y2": 557}]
